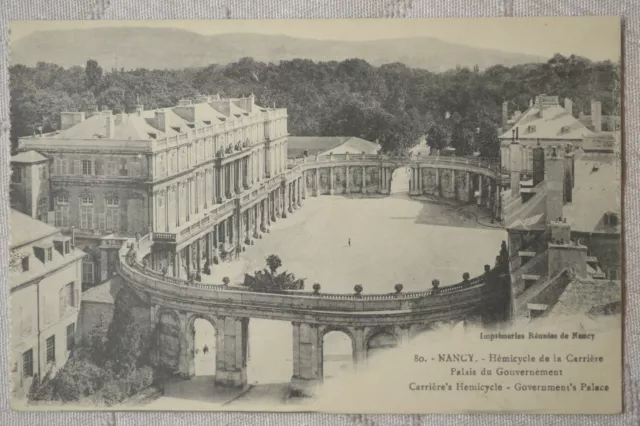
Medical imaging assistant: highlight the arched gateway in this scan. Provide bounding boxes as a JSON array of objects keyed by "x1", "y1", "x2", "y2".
[{"x1": 111, "y1": 153, "x2": 508, "y2": 396}]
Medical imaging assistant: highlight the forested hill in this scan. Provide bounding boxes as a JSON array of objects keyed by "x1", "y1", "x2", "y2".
[
  {"x1": 9, "y1": 55, "x2": 619, "y2": 157},
  {"x1": 11, "y1": 28, "x2": 544, "y2": 71}
]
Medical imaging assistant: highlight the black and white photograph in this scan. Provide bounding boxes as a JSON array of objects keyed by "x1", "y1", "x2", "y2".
[{"x1": 7, "y1": 17, "x2": 622, "y2": 413}]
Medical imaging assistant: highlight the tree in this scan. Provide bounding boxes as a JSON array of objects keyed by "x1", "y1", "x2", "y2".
[
  {"x1": 105, "y1": 290, "x2": 147, "y2": 375},
  {"x1": 266, "y1": 254, "x2": 282, "y2": 274},
  {"x1": 85, "y1": 59, "x2": 103, "y2": 93},
  {"x1": 426, "y1": 124, "x2": 450, "y2": 151}
]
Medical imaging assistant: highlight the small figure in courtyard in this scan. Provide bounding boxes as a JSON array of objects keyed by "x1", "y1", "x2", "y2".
[
  {"x1": 203, "y1": 345, "x2": 209, "y2": 355},
  {"x1": 203, "y1": 260, "x2": 211, "y2": 275},
  {"x1": 195, "y1": 348, "x2": 200, "y2": 355},
  {"x1": 348, "y1": 238, "x2": 351, "y2": 247}
]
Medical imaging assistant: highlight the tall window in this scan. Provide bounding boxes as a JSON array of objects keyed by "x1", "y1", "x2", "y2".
[
  {"x1": 21, "y1": 256, "x2": 29, "y2": 272},
  {"x1": 105, "y1": 196, "x2": 120, "y2": 231},
  {"x1": 55, "y1": 195, "x2": 70, "y2": 228},
  {"x1": 59, "y1": 282, "x2": 75, "y2": 319},
  {"x1": 80, "y1": 195, "x2": 94, "y2": 229},
  {"x1": 157, "y1": 154, "x2": 166, "y2": 178},
  {"x1": 180, "y1": 150, "x2": 187, "y2": 171},
  {"x1": 66, "y1": 323, "x2": 75, "y2": 351},
  {"x1": 157, "y1": 193, "x2": 166, "y2": 231},
  {"x1": 22, "y1": 349, "x2": 33, "y2": 378},
  {"x1": 46, "y1": 247, "x2": 53, "y2": 262},
  {"x1": 82, "y1": 160, "x2": 92, "y2": 175},
  {"x1": 82, "y1": 259, "x2": 94, "y2": 285},
  {"x1": 37, "y1": 196, "x2": 48, "y2": 222},
  {"x1": 46, "y1": 335, "x2": 55, "y2": 364},
  {"x1": 169, "y1": 151, "x2": 176, "y2": 174},
  {"x1": 11, "y1": 165, "x2": 21, "y2": 183},
  {"x1": 39, "y1": 164, "x2": 48, "y2": 180},
  {"x1": 180, "y1": 183, "x2": 187, "y2": 223},
  {"x1": 190, "y1": 179, "x2": 196, "y2": 215}
]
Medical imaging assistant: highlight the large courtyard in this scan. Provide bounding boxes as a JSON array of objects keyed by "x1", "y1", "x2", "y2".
[{"x1": 191, "y1": 193, "x2": 507, "y2": 385}]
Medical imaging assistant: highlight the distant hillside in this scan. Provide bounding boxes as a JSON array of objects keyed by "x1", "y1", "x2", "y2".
[{"x1": 10, "y1": 27, "x2": 545, "y2": 71}]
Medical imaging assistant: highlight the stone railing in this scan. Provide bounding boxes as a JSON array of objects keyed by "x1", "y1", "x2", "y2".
[
  {"x1": 288, "y1": 154, "x2": 500, "y2": 177},
  {"x1": 119, "y1": 233, "x2": 506, "y2": 315},
  {"x1": 152, "y1": 199, "x2": 236, "y2": 243}
]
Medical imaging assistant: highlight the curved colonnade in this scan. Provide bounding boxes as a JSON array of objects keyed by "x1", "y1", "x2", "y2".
[{"x1": 115, "y1": 153, "x2": 510, "y2": 394}]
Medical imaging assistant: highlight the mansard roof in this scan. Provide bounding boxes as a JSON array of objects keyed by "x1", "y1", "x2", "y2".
[
  {"x1": 499, "y1": 99, "x2": 594, "y2": 142},
  {"x1": 53, "y1": 113, "x2": 167, "y2": 141}
]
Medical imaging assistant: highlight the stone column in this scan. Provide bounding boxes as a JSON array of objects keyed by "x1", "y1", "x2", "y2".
[
  {"x1": 466, "y1": 172, "x2": 472, "y2": 203},
  {"x1": 477, "y1": 174, "x2": 483, "y2": 206},
  {"x1": 362, "y1": 165, "x2": 366, "y2": 194},
  {"x1": 173, "y1": 250, "x2": 181, "y2": 278},
  {"x1": 435, "y1": 168, "x2": 441, "y2": 197},
  {"x1": 215, "y1": 316, "x2": 249, "y2": 388},
  {"x1": 177, "y1": 311, "x2": 195, "y2": 379},
  {"x1": 329, "y1": 167, "x2": 335, "y2": 195},
  {"x1": 451, "y1": 169, "x2": 457, "y2": 200},
  {"x1": 185, "y1": 246, "x2": 191, "y2": 279},
  {"x1": 345, "y1": 166, "x2": 351, "y2": 194},
  {"x1": 298, "y1": 177, "x2": 303, "y2": 206},
  {"x1": 353, "y1": 327, "x2": 366, "y2": 367},
  {"x1": 314, "y1": 169, "x2": 320, "y2": 197},
  {"x1": 196, "y1": 239, "x2": 201, "y2": 274},
  {"x1": 290, "y1": 322, "x2": 322, "y2": 396},
  {"x1": 100, "y1": 249, "x2": 109, "y2": 282}
]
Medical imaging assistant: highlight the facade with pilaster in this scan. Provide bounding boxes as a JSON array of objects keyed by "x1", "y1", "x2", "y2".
[{"x1": 14, "y1": 94, "x2": 290, "y2": 286}]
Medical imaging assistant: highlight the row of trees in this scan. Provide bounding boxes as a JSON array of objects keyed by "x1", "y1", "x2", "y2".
[{"x1": 10, "y1": 54, "x2": 619, "y2": 156}]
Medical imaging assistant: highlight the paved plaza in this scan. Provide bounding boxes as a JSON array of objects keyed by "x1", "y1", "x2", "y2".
[{"x1": 193, "y1": 194, "x2": 506, "y2": 386}]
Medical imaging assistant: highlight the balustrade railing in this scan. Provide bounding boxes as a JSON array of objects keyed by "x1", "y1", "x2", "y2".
[{"x1": 120, "y1": 233, "x2": 500, "y2": 306}]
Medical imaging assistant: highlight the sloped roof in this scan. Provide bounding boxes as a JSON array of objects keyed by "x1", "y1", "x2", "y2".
[
  {"x1": 53, "y1": 113, "x2": 167, "y2": 141},
  {"x1": 10, "y1": 209, "x2": 58, "y2": 248},
  {"x1": 499, "y1": 103, "x2": 594, "y2": 141},
  {"x1": 549, "y1": 278, "x2": 621, "y2": 316},
  {"x1": 11, "y1": 150, "x2": 48, "y2": 164},
  {"x1": 287, "y1": 136, "x2": 349, "y2": 158},
  {"x1": 324, "y1": 137, "x2": 380, "y2": 155}
]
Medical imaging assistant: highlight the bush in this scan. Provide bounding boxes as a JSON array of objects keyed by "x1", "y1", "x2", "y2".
[
  {"x1": 54, "y1": 359, "x2": 107, "y2": 401},
  {"x1": 99, "y1": 380, "x2": 129, "y2": 406},
  {"x1": 127, "y1": 366, "x2": 154, "y2": 396}
]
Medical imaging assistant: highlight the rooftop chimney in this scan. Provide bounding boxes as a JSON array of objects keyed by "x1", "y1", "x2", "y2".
[
  {"x1": 545, "y1": 148, "x2": 564, "y2": 223},
  {"x1": 509, "y1": 142, "x2": 522, "y2": 197},
  {"x1": 548, "y1": 222, "x2": 587, "y2": 279},
  {"x1": 155, "y1": 110, "x2": 168, "y2": 133},
  {"x1": 60, "y1": 112, "x2": 86, "y2": 130},
  {"x1": 591, "y1": 100, "x2": 602, "y2": 133},
  {"x1": 564, "y1": 98, "x2": 573, "y2": 117}
]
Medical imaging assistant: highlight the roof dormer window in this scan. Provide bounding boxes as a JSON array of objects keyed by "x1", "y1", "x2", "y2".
[
  {"x1": 21, "y1": 255, "x2": 29, "y2": 272},
  {"x1": 186, "y1": 123, "x2": 195, "y2": 129},
  {"x1": 560, "y1": 126, "x2": 570, "y2": 134},
  {"x1": 171, "y1": 126, "x2": 181, "y2": 133},
  {"x1": 147, "y1": 132, "x2": 157, "y2": 139},
  {"x1": 203, "y1": 120, "x2": 211, "y2": 125},
  {"x1": 527, "y1": 125, "x2": 537, "y2": 133}
]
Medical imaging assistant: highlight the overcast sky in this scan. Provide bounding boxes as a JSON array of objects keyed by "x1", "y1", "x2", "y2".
[{"x1": 10, "y1": 16, "x2": 620, "y2": 62}]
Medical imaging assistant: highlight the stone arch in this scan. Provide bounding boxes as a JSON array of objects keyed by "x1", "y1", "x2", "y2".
[
  {"x1": 319, "y1": 325, "x2": 357, "y2": 381},
  {"x1": 154, "y1": 309, "x2": 182, "y2": 372},
  {"x1": 390, "y1": 166, "x2": 411, "y2": 194},
  {"x1": 365, "y1": 327, "x2": 399, "y2": 359},
  {"x1": 186, "y1": 313, "x2": 219, "y2": 377}
]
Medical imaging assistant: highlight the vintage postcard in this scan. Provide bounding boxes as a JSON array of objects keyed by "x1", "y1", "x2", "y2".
[{"x1": 7, "y1": 17, "x2": 622, "y2": 413}]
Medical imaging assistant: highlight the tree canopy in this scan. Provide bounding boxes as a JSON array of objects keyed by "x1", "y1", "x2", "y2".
[{"x1": 10, "y1": 55, "x2": 619, "y2": 155}]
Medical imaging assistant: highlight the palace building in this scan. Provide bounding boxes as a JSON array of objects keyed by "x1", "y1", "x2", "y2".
[
  {"x1": 13, "y1": 94, "x2": 292, "y2": 287},
  {"x1": 9, "y1": 209, "x2": 85, "y2": 398}
]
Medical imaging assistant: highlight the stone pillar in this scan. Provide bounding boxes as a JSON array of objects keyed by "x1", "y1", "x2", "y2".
[
  {"x1": 466, "y1": 172, "x2": 472, "y2": 203},
  {"x1": 196, "y1": 239, "x2": 201, "y2": 274},
  {"x1": 345, "y1": 166, "x2": 351, "y2": 194},
  {"x1": 435, "y1": 168, "x2": 441, "y2": 197},
  {"x1": 215, "y1": 316, "x2": 249, "y2": 388},
  {"x1": 177, "y1": 311, "x2": 195, "y2": 379},
  {"x1": 185, "y1": 246, "x2": 191, "y2": 279},
  {"x1": 353, "y1": 327, "x2": 366, "y2": 367},
  {"x1": 477, "y1": 174, "x2": 483, "y2": 206},
  {"x1": 290, "y1": 322, "x2": 322, "y2": 396},
  {"x1": 329, "y1": 167, "x2": 335, "y2": 195},
  {"x1": 362, "y1": 165, "x2": 366, "y2": 194},
  {"x1": 451, "y1": 169, "x2": 456, "y2": 199},
  {"x1": 173, "y1": 250, "x2": 181, "y2": 278},
  {"x1": 314, "y1": 169, "x2": 320, "y2": 197}
]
